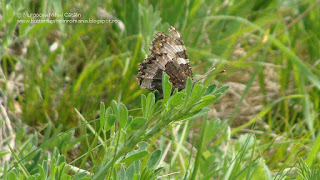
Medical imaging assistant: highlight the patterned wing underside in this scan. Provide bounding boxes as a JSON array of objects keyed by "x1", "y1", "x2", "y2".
[{"x1": 137, "y1": 26, "x2": 192, "y2": 92}]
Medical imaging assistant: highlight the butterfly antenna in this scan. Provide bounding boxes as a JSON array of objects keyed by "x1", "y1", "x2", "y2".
[{"x1": 194, "y1": 68, "x2": 225, "y2": 84}]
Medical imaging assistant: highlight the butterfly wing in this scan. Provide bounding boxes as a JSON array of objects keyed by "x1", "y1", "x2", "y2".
[{"x1": 137, "y1": 26, "x2": 192, "y2": 92}]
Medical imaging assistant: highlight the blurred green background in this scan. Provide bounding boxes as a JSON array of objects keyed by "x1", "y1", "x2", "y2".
[{"x1": 1, "y1": 0, "x2": 320, "y2": 179}]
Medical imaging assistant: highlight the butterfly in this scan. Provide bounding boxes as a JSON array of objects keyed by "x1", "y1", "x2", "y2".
[{"x1": 137, "y1": 26, "x2": 192, "y2": 93}]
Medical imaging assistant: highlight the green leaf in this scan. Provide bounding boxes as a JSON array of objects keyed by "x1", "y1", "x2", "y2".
[
  {"x1": 151, "y1": 100, "x2": 162, "y2": 117},
  {"x1": 119, "y1": 103, "x2": 128, "y2": 128},
  {"x1": 146, "y1": 93, "x2": 155, "y2": 119},
  {"x1": 57, "y1": 154, "x2": 66, "y2": 164},
  {"x1": 202, "y1": 94, "x2": 216, "y2": 101},
  {"x1": 185, "y1": 77, "x2": 193, "y2": 101},
  {"x1": 38, "y1": 164, "x2": 46, "y2": 179},
  {"x1": 253, "y1": 160, "x2": 272, "y2": 180},
  {"x1": 134, "y1": 160, "x2": 141, "y2": 175},
  {"x1": 19, "y1": 17, "x2": 31, "y2": 36},
  {"x1": 42, "y1": 160, "x2": 48, "y2": 178},
  {"x1": 74, "y1": 172, "x2": 88, "y2": 180},
  {"x1": 121, "y1": 151, "x2": 149, "y2": 163},
  {"x1": 191, "y1": 114, "x2": 208, "y2": 179},
  {"x1": 306, "y1": 131, "x2": 320, "y2": 166},
  {"x1": 141, "y1": 167, "x2": 153, "y2": 180},
  {"x1": 154, "y1": 90, "x2": 161, "y2": 101},
  {"x1": 100, "y1": 102, "x2": 106, "y2": 128},
  {"x1": 133, "y1": 174, "x2": 139, "y2": 180},
  {"x1": 104, "y1": 107, "x2": 112, "y2": 120},
  {"x1": 126, "y1": 163, "x2": 135, "y2": 180},
  {"x1": 192, "y1": 94, "x2": 220, "y2": 112},
  {"x1": 29, "y1": 149, "x2": 42, "y2": 172},
  {"x1": 215, "y1": 86, "x2": 230, "y2": 95},
  {"x1": 58, "y1": 162, "x2": 67, "y2": 175},
  {"x1": 172, "y1": 88, "x2": 178, "y2": 95},
  {"x1": 111, "y1": 100, "x2": 120, "y2": 121},
  {"x1": 136, "y1": 142, "x2": 149, "y2": 152},
  {"x1": 204, "y1": 119, "x2": 225, "y2": 144},
  {"x1": 178, "y1": 107, "x2": 211, "y2": 122},
  {"x1": 25, "y1": 23, "x2": 51, "y2": 36},
  {"x1": 186, "y1": 82, "x2": 205, "y2": 109},
  {"x1": 120, "y1": 165, "x2": 126, "y2": 180},
  {"x1": 127, "y1": 142, "x2": 149, "y2": 156},
  {"x1": 43, "y1": 123, "x2": 52, "y2": 144},
  {"x1": 105, "y1": 114, "x2": 116, "y2": 132},
  {"x1": 141, "y1": 94, "x2": 147, "y2": 118},
  {"x1": 3, "y1": 162, "x2": 8, "y2": 180},
  {"x1": 146, "y1": 150, "x2": 162, "y2": 169},
  {"x1": 126, "y1": 116, "x2": 133, "y2": 127},
  {"x1": 128, "y1": 117, "x2": 147, "y2": 131},
  {"x1": 8, "y1": 171, "x2": 16, "y2": 180},
  {"x1": 0, "y1": 150, "x2": 9, "y2": 157},
  {"x1": 204, "y1": 84, "x2": 218, "y2": 95},
  {"x1": 162, "y1": 72, "x2": 172, "y2": 105},
  {"x1": 168, "y1": 92, "x2": 185, "y2": 108},
  {"x1": 112, "y1": 168, "x2": 117, "y2": 180},
  {"x1": 153, "y1": 167, "x2": 164, "y2": 177},
  {"x1": 26, "y1": 176, "x2": 36, "y2": 180},
  {"x1": 4, "y1": 5, "x2": 13, "y2": 22}
]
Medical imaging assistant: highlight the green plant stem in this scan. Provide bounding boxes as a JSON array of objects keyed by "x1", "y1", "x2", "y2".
[
  {"x1": 190, "y1": 114, "x2": 208, "y2": 179},
  {"x1": 93, "y1": 113, "x2": 188, "y2": 178},
  {"x1": 93, "y1": 128, "x2": 146, "y2": 179}
]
